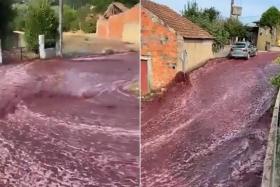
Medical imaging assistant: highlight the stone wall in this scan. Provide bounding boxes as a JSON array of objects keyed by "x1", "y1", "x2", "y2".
[
  {"x1": 257, "y1": 27, "x2": 272, "y2": 51},
  {"x1": 141, "y1": 8, "x2": 177, "y2": 90}
]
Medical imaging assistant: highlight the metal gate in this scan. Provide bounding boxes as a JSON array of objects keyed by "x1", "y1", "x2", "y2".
[{"x1": 2, "y1": 31, "x2": 38, "y2": 64}]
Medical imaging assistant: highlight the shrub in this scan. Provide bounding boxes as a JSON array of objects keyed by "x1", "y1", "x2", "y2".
[
  {"x1": 272, "y1": 74, "x2": 280, "y2": 88},
  {"x1": 12, "y1": 4, "x2": 27, "y2": 31},
  {"x1": 81, "y1": 15, "x2": 97, "y2": 33},
  {"x1": 77, "y1": 5, "x2": 91, "y2": 20},
  {"x1": 224, "y1": 18, "x2": 247, "y2": 40},
  {"x1": 182, "y1": 2, "x2": 230, "y2": 52},
  {"x1": 274, "y1": 57, "x2": 280, "y2": 64},
  {"x1": 69, "y1": 19, "x2": 80, "y2": 31},
  {"x1": 24, "y1": 0, "x2": 58, "y2": 52},
  {"x1": 0, "y1": 0, "x2": 14, "y2": 39},
  {"x1": 271, "y1": 57, "x2": 280, "y2": 87},
  {"x1": 63, "y1": 5, "x2": 78, "y2": 31},
  {"x1": 78, "y1": 5, "x2": 97, "y2": 33}
]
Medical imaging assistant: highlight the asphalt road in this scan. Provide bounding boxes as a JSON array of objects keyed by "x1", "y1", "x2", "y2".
[
  {"x1": 141, "y1": 52, "x2": 280, "y2": 187},
  {"x1": 0, "y1": 53, "x2": 139, "y2": 186}
]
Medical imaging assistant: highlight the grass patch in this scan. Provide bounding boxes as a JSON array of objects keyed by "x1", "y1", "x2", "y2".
[
  {"x1": 272, "y1": 74, "x2": 280, "y2": 88},
  {"x1": 271, "y1": 56, "x2": 280, "y2": 87},
  {"x1": 274, "y1": 57, "x2": 280, "y2": 64}
]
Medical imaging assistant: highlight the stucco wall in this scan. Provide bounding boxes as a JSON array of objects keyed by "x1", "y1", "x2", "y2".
[
  {"x1": 141, "y1": 8, "x2": 177, "y2": 90},
  {"x1": 108, "y1": 13, "x2": 125, "y2": 40},
  {"x1": 96, "y1": 18, "x2": 109, "y2": 38},
  {"x1": 257, "y1": 27, "x2": 272, "y2": 51},
  {"x1": 122, "y1": 6, "x2": 140, "y2": 44},
  {"x1": 123, "y1": 23, "x2": 140, "y2": 44},
  {"x1": 96, "y1": 5, "x2": 140, "y2": 44},
  {"x1": 176, "y1": 35, "x2": 185, "y2": 72},
  {"x1": 183, "y1": 39, "x2": 213, "y2": 72}
]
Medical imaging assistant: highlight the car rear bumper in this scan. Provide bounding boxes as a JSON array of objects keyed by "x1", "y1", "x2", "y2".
[{"x1": 230, "y1": 52, "x2": 248, "y2": 58}]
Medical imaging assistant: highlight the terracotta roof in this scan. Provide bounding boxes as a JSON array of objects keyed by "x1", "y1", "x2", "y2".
[
  {"x1": 104, "y1": 2, "x2": 128, "y2": 19},
  {"x1": 142, "y1": 0, "x2": 213, "y2": 39}
]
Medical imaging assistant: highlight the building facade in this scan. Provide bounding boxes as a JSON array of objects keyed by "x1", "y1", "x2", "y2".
[
  {"x1": 141, "y1": 0, "x2": 214, "y2": 94},
  {"x1": 96, "y1": 3, "x2": 140, "y2": 45}
]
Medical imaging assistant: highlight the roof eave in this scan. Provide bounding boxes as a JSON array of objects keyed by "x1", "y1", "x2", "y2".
[{"x1": 183, "y1": 36, "x2": 214, "y2": 40}]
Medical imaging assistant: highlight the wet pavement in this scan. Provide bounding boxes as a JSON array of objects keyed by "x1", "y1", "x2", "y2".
[
  {"x1": 0, "y1": 53, "x2": 139, "y2": 186},
  {"x1": 141, "y1": 52, "x2": 280, "y2": 187}
]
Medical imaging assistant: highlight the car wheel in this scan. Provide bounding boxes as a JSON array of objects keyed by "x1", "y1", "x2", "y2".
[{"x1": 246, "y1": 53, "x2": 250, "y2": 60}]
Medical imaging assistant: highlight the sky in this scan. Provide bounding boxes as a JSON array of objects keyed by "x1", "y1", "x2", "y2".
[{"x1": 152, "y1": 0, "x2": 280, "y2": 24}]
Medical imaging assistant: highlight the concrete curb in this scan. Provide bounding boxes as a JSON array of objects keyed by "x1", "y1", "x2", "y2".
[{"x1": 261, "y1": 89, "x2": 280, "y2": 187}]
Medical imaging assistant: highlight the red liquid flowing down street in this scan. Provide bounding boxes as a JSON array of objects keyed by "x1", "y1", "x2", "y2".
[
  {"x1": 141, "y1": 52, "x2": 280, "y2": 187},
  {"x1": 0, "y1": 53, "x2": 139, "y2": 186}
]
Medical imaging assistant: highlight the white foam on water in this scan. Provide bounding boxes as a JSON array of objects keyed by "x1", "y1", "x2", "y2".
[{"x1": 7, "y1": 103, "x2": 138, "y2": 137}]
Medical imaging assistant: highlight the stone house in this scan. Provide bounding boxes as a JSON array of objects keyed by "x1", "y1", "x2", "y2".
[
  {"x1": 141, "y1": 0, "x2": 214, "y2": 94},
  {"x1": 247, "y1": 22, "x2": 279, "y2": 51},
  {"x1": 256, "y1": 26, "x2": 278, "y2": 51},
  {"x1": 96, "y1": 2, "x2": 140, "y2": 44}
]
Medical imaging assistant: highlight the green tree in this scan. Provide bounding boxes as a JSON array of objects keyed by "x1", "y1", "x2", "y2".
[
  {"x1": 63, "y1": 5, "x2": 78, "y2": 31},
  {"x1": 12, "y1": 3, "x2": 28, "y2": 31},
  {"x1": 117, "y1": 0, "x2": 139, "y2": 7},
  {"x1": 260, "y1": 7, "x2": 280, "y2": 28},
  {"x1": 25, "y1": 0, "x2": 58, "y2": 52},
  {"x1": 183, "y1": 1, "x2": 200, "y2": 20},
  {"x1": 0, "y1": 0, "x2": 14, "y2": 39},
  {"x1": 62, "y1": 0, "x2": 138, "y2": 11},
  {"x1": 77, "y1": 5, "x2": 97, "y2": 33},
  {"x1": 224, "y1": 18, "x2": 247, "y2": 39},
  {"x1": 203, "y1": 7, "x2": 220, "y2": 22},
  {"x1": 182, "y1": 1, "x2": 229, "y2": 52},
  {"x1": 81, "y1": 15, "x2": 97, "y2": 33}
]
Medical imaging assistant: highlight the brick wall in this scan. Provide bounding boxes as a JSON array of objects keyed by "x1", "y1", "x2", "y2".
[
  {"x1": 96, "y1": 5, "x2": 140, "y2": 43},
  {"x1": 107, "y1": 13, "x2": 125, "y2": 40},
  {"x1": 141, "y1": 8, "x2": 177, "y2": 90},
  {"x1": 96, "y1": 18, "x2": 109, "y2": 38}
]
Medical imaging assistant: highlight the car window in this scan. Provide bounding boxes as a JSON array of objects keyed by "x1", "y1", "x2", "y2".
[{"x1": 234, "y1": 43, "x2": 246, "y2": 48}]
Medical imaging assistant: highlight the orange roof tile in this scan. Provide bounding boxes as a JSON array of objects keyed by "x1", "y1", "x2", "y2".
[{"x1": 142, "y1": 0, "x2": 213, "y2": 39}]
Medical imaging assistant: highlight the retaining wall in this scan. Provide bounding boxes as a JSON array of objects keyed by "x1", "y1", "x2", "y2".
[{"x1": 262, "y1": 89, "x2": 280, "y2": 187}]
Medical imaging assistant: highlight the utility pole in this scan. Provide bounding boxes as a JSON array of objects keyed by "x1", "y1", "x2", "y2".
[{"x1": 58, "y1": 0, "x2": 63, "y2": 57}]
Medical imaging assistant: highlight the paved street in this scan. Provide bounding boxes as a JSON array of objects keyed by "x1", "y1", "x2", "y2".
[
  {"x1": 0, "y1": 53, "x2": 139, "y2": 186},
  {"x1": 141, "y1": 52, "x2": 280, "y2": 187}
]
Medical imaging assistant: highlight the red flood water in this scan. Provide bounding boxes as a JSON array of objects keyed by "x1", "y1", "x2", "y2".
[
  {"x1": 141, "y1": 52, "x2": 280, "y2": 187},
  {"x1": 0, "y1": 53, "x2": 139, "y2": 186}
]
